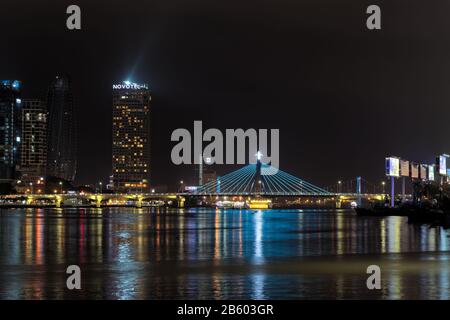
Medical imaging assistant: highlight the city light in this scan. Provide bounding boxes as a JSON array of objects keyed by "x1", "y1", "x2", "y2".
[{"x1": 3, "y1": 12, "x2": 450, "y2": 303}]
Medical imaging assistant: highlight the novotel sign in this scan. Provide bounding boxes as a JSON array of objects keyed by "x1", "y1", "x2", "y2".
[{"x1": 112, "y1": 82, "x2": 148, "y2": 90}]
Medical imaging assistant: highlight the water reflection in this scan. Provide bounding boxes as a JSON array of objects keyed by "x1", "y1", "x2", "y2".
[
  {"x1": 0, "y1": 208, "x2": 450, "y2": 299},
  {"x1": 253, "y1": 210, "x2": 264, "y2": 264}
]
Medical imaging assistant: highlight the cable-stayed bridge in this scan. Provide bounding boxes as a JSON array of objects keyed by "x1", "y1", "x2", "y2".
[
  {"x1": 194, "y1": 163, "x2": 330, "y2": 196},
  {"x1": 0, "y1": 159, "x2": 384, "y2": 208}
]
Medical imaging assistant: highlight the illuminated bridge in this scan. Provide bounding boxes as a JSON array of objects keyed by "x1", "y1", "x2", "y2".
[
  {"x1": 0, "y1": 161, "x2": 384, "y2": 208},
  {"x1": 194, "y1": 162, "x2": 330, "y2": 196},
  {"x1": 188, "y1": 162, "x2": 384, "y2": 208}
]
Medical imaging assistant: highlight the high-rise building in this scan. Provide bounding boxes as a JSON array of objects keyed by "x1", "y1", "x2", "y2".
[
  {"x1": 46, "y1": 75, "x2": 77, "y2": 182},
  {"x1": 18, "y1": 99, "x2": 47, "y2": 191},
  {"x1": 112, "y1": 81, "x2": 151, "y2": 193},
  {"x1": 0, "y1": 80, "x2": 22, "y2": 182}
]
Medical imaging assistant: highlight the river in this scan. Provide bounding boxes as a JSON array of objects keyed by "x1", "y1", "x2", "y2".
[{"x1": 0, "y1": 208, "x2": 449, "y2": 299}]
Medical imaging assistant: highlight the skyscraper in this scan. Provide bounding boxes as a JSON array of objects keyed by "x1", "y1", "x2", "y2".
[
  {"x1": 19, "y1": 99, "x2": 47, "y2": 191},
  {"x1": 0, "y1": 80, "x2": 21, "y2": 182},
  {"x1": 112, "y1": 81, "x2": 151, "y2": 193},
  {"x1": 46, "y1": 75, "x2": 77, "y2": 182}
]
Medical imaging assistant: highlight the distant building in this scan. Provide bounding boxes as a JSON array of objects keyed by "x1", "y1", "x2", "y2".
[
  {"x1": 112, "y1": 81, "x2": 151, "y2": 193},
  {"x1": 46, "y1": 75, "x2": 77, "y2": 182},
  {"x1": 199, "y1": 168, "x2": 217, "y2": 193},
  {"x1": 106, "y1": 175, "x2": 114, "y2": 191},
  {"x1": 197, "y1": 156, "x2": 213, "y2": 186},
  {"x1": 203, "y1": 168, "x2": 217, "y2": 185},
  {"x1": 0, "y1": 80, "x2": 22, "y2": 182},
  {"x1": 18, "y1": 99, "x2": 47, "y2": 192}
]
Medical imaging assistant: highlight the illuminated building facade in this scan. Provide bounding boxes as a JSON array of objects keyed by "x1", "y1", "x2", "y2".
[
  {"x1": 46, "y1": 75, "x2": 77, "y2": 182},
  {"x1": 0, "y1": 80, "x2": 21, "y2": 181},
  {"x1": 18, "y1": 99, "x2": 47, "y2": 192},
  {"x1": 112, "y1": 81, "x2": 151, "y2": 193}
]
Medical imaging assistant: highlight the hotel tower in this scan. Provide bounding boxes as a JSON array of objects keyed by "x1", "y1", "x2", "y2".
[{"x1": 112, "y1": 81, "x2": 151, "y2": 193}]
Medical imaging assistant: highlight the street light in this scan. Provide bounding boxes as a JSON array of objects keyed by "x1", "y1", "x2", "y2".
[
  {"x1": 179, "y1": 180, "x2": 184, "y2": 193},
  {"x1": 140, "y1": 179, "x2": 147, "y2": 194},
  {"x1": 381, "y1": 181, "x2": 386, "y2": 194},
  {"x1": 337, "y1": 180, "x2": 342, "y2": 193},
  {"x1": 16, "y1": 180, "x2": 22, "y2": 194},
  {"x1": 99, "y1": 182, "x2": 103, "y2": 194},
  {"x1": 59, "y1": 181, "x2": 63, "y2": 194}
]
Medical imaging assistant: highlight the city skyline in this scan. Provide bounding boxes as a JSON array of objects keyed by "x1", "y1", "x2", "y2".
[
  {"x1": 3, "y1": 0, "x2": 450, "y2": 306},
  {"x1": 6, "y1": 74, "x2": 449, "y2": 192},
  {"x1": 2, "y1": 1, "x2": 450, "y2": 191}
]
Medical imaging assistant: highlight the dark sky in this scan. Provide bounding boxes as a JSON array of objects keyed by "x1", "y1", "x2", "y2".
[{"x1": 2, "y1": 0, "x2": 450, "y2": 191}]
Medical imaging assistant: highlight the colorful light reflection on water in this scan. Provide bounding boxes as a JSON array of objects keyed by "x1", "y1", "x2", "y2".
[{"x1": 0, "y1": 208, "x2": 450, "y2": 299}]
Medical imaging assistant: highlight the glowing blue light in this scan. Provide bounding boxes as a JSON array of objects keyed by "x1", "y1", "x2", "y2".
[
  {"x1": 195, "y1": 163, "x2": 329, "y2": 195},
  {"x1": 16, "y1": 98, "x2": 21, "y2": 104},
  {"x1": 1, "y1": 80, "x2": 21, "y2": 89},
  {"x1": 124, "y1": 81, "x2": 131, "y2": 85}
]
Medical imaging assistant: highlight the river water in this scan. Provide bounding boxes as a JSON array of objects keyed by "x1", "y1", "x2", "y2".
[{"x1": 0, "y1": 208, "x2": 449, "y2": 299}]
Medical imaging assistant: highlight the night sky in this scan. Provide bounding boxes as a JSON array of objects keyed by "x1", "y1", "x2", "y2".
[{"x1": 2, "y1": 0, "x2": 450, "y2": 190}]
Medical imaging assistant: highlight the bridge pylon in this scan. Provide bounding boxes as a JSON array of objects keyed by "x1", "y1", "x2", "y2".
[
  {"x1": 253, "y1": 153, "x2": 263, "y2": 194},
  {"x1": 194, "y1": 151, "x2": 330, "y2": 196}
]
